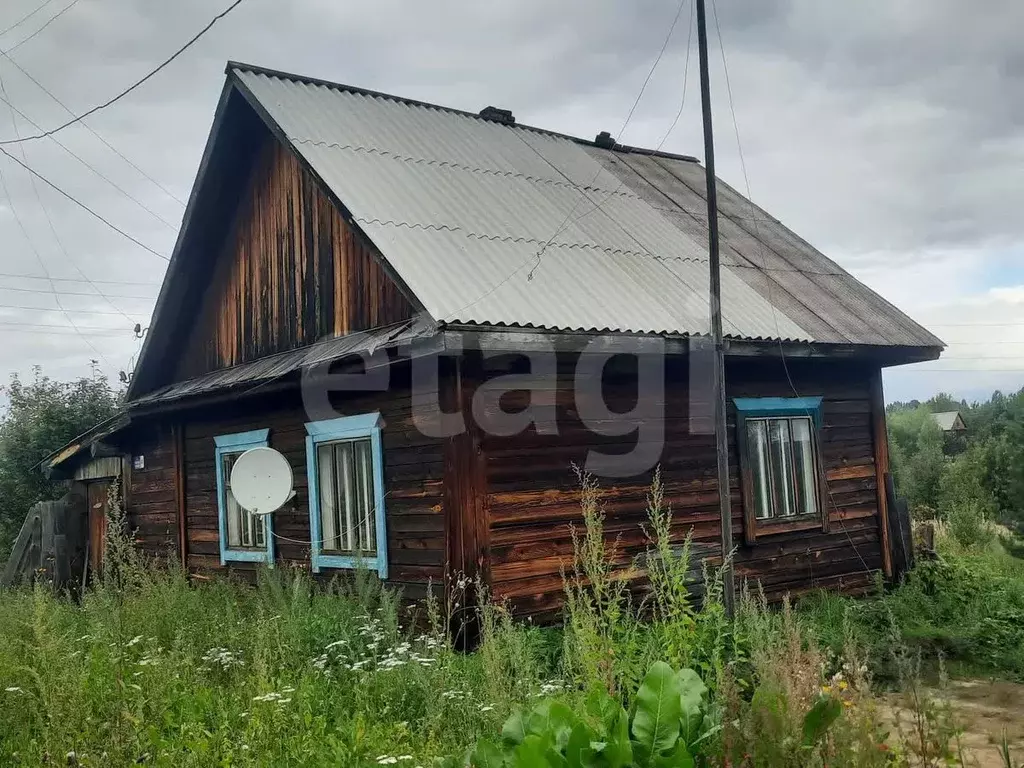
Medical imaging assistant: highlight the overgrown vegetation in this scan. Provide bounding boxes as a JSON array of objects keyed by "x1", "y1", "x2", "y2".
[
  {"x1": 0, "y1": 366, "x2": 120, "y2": 559},
  {"x1": 888, "y1": 388, "x2": 1024, "y2": 539},
  {"x1": 0, "y1": 473, "x2": 987, "y2": 767}
]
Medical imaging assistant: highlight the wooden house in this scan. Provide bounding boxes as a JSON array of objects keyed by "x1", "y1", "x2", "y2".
[
  {"x1": 931, "y1": 410, "x2": 967, "y2": 433},
  {"x1": 42, "y1": 62, "x2": 943, "y2": 619}
]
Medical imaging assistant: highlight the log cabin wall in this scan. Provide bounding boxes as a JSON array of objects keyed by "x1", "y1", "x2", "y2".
[
  {"x1": 175, "y1": 135, "x2": 415, "y2": 382},
  {"x1": 158, "y1": 368, "x2": 446, "y2": 599},
  {"x1": 467, "y1": 353, "x2": 885, "y2": 621},
  {"x1": 123, "y1": 422, "x2": 179, "y2": 559}
]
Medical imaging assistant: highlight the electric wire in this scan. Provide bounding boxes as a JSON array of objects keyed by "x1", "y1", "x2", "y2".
[
  {"x1": 0, "y1": 49, "x2": 185, "y2": 207},
  {"x1": 0, "y1": 0, "x2": 58, "y2": 38},
  {"x1": 0, "y1": 0, "x2": 246, "y2": 147},
  {"x1": 2, "y1": 0, "x2": 81, "y2": 56},
  {"x1": 709, "y1": 0, "x2": 874, "y2": 576},
  {"x1": 442, "y1": 0, "x2": 693, "y2": 321},
  {"x1": 0, "y1": 271, "x2": 159, "y2": 285},
  {"x1": 0, "y1": 284, "x2": 153, "y2": 299},
  {"x1": 0, "y1": 82, "x2": 177, "y2": 228},
  {"x1": 0, "y1": 144, "x2": 169, "y2": 260},
  {"x1": 0, "y1": 123, "x2": 112, "y2": 365},
  {"x1": 0, "y1": 69, "x2": 148, "y2": 328}
]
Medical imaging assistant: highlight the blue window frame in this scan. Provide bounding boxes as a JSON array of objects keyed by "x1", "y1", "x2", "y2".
[
  {"x1": 214, "y1": 428, "x2": 275, "y2": 565},
  {"x1": 734, "y1": 397, "x2": 827, "y2": 543},
  {"x1": 304, "y1": 413, "x2": 387, "y2": 577}
]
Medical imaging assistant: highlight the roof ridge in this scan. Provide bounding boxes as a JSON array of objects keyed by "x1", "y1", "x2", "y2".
[{"x1": 227, "y1": 60, "x2": 700, "y2": 162}]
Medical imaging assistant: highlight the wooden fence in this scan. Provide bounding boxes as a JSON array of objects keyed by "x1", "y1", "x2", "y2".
[{"x1": 2, "y1": 491, "x2": 87, "y2": 590}]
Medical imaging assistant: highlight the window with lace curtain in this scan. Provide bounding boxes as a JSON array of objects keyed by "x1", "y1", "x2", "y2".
[
  {"x1": 734, "y1": 397, "x2": 828, "y2": 544},
  {"x1": 214, "y1": 428, "x2": 274, "y2": 564},
  {"x1": 304, "y1": 413, "x2": 387, "y2": 576}
]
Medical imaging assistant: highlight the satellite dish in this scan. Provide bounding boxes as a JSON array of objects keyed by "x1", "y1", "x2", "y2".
[{"x1": 230, "y1": 447, "x2": 294, "y2": 516}]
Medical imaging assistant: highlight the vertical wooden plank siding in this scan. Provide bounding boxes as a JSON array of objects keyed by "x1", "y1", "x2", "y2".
[
  {"x1": 869, "y1": 368, "x2": 894, "y2": 578},
  {"x1": 442, "y1": 357, "x2": 490, "y2": 583},
  {"x1": 172, "y1": 422, "x2": 187, "y2": 564},
  {"x1": 176, "y1": 137, "x2": 415, "y2": 381}
]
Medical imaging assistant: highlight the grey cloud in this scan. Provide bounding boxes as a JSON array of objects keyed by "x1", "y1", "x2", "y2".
[{"x1": 0, "y1": 0, "x2": 1019, "y2": 400}]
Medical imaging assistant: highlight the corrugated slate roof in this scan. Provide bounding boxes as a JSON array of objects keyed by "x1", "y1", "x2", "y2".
[
  {"x1": 931, "y1": 411, "x2": 966, "y2": 431},
  {"x1": 131, "y1": 322, "x2": 428, "y2": 407},
  {"x1": 231, "y1": 64, "x2": 941, "y2": 349}
]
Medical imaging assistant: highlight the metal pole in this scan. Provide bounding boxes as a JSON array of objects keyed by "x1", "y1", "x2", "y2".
[{"x1": 696, "y1": 0, "x2": 735, "y2": 617}]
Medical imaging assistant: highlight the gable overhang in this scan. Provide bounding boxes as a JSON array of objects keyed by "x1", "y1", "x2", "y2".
[{"x1": 126, "y1": 68, "x2": 429, "y2": 402}]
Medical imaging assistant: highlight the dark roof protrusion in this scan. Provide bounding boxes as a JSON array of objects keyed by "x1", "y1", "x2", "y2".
[
  {"x1": 594, "y1": 131, "x2": 616, "y2": 149},
  {"x1": 479, "y1": 106, "x2": 515, "y2": 125}
]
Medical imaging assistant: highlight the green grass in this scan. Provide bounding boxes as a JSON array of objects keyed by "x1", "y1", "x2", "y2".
[
  {"x1": 1, "y1": 478, "x2": 1009, "y2": 766},
  {"x1": 0, "y1": 568, "x2": 568, "y2": 766},
  {"x1": 798, "y1": 526, "x2": 1024, "y2": 683}
]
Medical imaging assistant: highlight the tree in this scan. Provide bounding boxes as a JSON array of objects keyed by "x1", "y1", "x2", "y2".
[
  {"x1": 888, "y1": 405, "x2": 945, "y2": 514},
  {"x1": 0, "y1": 366, "x2": 120, "y2": 559}
]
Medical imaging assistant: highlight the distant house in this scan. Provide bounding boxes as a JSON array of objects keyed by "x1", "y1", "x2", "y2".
[
  {"x1": 38, "y1": 62, "x2": 942, "y2": 618},
  {"x1": 931, "y1": 411, "x2": 967, "y2": 433}
]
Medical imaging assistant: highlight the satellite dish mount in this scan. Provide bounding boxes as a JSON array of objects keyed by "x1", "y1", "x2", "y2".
[{"x1": 229, "y1": 447, "x2": 295, "y2": 517}]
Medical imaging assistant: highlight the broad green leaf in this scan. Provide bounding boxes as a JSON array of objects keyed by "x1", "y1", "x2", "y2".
[
  {"x1": 502, "y1": 711, "x2": 528, "y2": 745},
  {"x1": 467, "y1": 738, "x2": 508, "y2": 768},
  {"x1": 651, "y1": 742, "x2": 695, "y2": 768},
  {"x1": 676, "y1": 669, "x2": 707, "y2": 746},
  {"x1": 515, "y1": 734, "x2": 555, "y2": 766},
  {"x1": 584, "y1": 688, "x2": 621, "y2": 734},
  {"x1": 526, "y1": 700, "x2": 577, "y2": 751},
  {"x1": 565, "y1": 723, "x2": 598, "y2": 768},
  {"x1": 604, "y1": 709, "x2": 634, "y2": 768},
  {"x1": 802, "y1": 695, "x2": 843, "y2": 747},
  {"x1": 631, "y1": 662, "x2": 682, "y2": 758}
]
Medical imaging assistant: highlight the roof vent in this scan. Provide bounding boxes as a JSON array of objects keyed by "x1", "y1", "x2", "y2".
[
  {"x1": 594, "y1": 131, "x2": 616, "y2": 149},
  {"x1": 479, "y1": 106, "x2": 515, "y2": 125}
]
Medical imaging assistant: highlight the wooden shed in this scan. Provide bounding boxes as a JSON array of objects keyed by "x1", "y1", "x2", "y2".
[{"x1": 43, "y1": 62, "x2": 942, "y2": 618}]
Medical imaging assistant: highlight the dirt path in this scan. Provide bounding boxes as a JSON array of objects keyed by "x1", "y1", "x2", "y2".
[{"x1": 888, "y1": 679, "x2": 1024, "y2": 767}]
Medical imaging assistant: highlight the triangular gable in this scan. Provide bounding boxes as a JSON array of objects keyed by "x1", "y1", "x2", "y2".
[{"x1": 128, "y1": 76, "x2": 421, "y2": 398}]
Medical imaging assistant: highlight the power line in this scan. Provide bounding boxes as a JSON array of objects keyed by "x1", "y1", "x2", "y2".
[
  {"x1": 0, "y1": 68, "x2": 161, "y2": 329},
  {"x1": 2, "y1": 0, "x2": 80, "y2": 56},
  {"x1": 929, "y1": 322, "x2": 1024, "y2": 328},
  {"x1": 0, "y1": 144, "x2": 169, "y2": 260},
  {"x1": 895, "y1": 369, "x2": 1024, "y2": 373},
  {"x1": 0, "y1": 0, "x2": 58, "y2": 38},
  {"x1": 0, "y1": 319, "x2": 130, "y2": 331},
  {"x1": 0, "y1": 284, "x2": 153, "y2": 300},
  {"x1": 0, "y1": 48, "x2": 185, "y2": 207},
  {"x1": 443, "y1": 0, "x2": 693, "y2": 320},
  {"x1": 0, "y1": 92, "x2": 112, "y2": 366},
  {"x1": 522, "y1": 0, "x2": 691, "y2": 281},
  {"x1": 0, "y1": 78, "x2": 177, "y2": 228},
  {"x1": 709, "y1": 0, "x2": 874, "y2": 577},
  {"x1": 0, "y1": 0, "x2": 246, "y2": 147},
  {"x1": 0, "y1": 302, "x2": 147, "y2": 316},
  {"x1": 2, "y1": 326, "x2": 127, "y2": 337},
  {"x1": 0, "y1": 271, "x2": 159, "y2": 285}
]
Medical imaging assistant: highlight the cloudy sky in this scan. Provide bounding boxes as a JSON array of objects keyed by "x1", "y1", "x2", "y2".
[{"x1": 0, "y1": 0, "x2": 1020, "y2": 404}]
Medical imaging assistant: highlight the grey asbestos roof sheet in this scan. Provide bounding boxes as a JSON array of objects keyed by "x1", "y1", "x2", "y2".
[
  {"x1": 131, "y1": 323, "x2": 426, "y2": 407},
  {"x1": 232, "y1": 65, "x2": 942, "y2": 349}
]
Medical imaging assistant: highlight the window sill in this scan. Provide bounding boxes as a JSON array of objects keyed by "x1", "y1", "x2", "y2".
[
  {"x1": 221, "y1": 549, "x2": 274, "y2": 566},
  {"x1": 750, "y1": 514, "x2": 825, "y2": 538},
  {"x1": 312, "y1": 553, "x2": 387, "y2": 578}
]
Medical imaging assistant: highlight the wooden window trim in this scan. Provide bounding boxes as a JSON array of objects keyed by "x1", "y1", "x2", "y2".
[
  {"x1": 213, "y1": 428, "x2": 274, "y2": 565},
  {"x1": 304, "y1": 413, "x2": 388, "y2": 578},
  {"x1": 734, "y1": 397, "x2": 828, "y2": 545}
]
